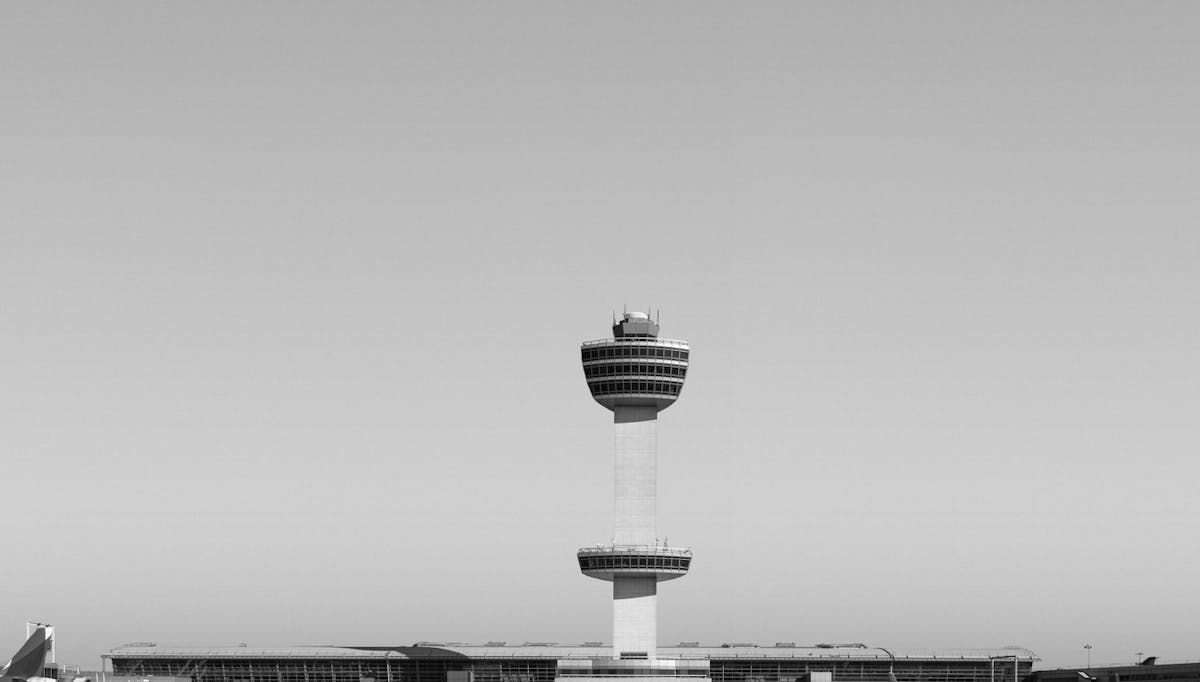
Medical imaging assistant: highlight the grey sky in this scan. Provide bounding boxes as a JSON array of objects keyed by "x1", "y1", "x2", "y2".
[{"x1": 2, "y1": 1, "x2": 1198, "y2": 672}]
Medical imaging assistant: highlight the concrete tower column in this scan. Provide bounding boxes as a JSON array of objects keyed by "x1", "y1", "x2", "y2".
[
  {"x1": 613, "y1": 405, "x2": 659, "y2": 659},
  {"x1": 614, "y1": 406, "x2": 657, "y2": 546},
  {"x1": 613, "y1": 576, "x2": 657, "y2": 659}
]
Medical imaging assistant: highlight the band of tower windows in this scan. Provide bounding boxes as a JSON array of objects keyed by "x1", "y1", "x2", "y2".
[
  {"x1": 584, "y1": 364, "x2": 688, "y2": 379},
  {"x1": 581, "y1": 346, "x2": 690, "y2": 362},
  {"x1": 577, "y1": 554, "x2": 692, "y2": 572},
  {"x1": 582, "y1": 342, "x2": 689, "y2": 400},
  {"x1": 589, "y1": 381, "x2": 682, "y2": 397}
]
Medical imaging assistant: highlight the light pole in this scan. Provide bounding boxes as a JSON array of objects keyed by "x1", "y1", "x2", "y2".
[{"x1": 1084, "y1": 645, "x2": 1092, "y2": 670}]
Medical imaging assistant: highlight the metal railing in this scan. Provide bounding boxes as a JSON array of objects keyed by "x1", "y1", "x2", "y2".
[
  {"x1": 577, "y1": 544, "x2": 693, "y2": 556},
  {"x1": 582, "y1": 338, "x2": 689, "y2": 348}
]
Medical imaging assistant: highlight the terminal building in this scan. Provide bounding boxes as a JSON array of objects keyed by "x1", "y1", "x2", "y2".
[
  {"x1": 102, "y1": 314, "x2": 1041, "y2": 682},
  {"x1": 105, "y1": 644, "x2": 1036, "y2": 682}
]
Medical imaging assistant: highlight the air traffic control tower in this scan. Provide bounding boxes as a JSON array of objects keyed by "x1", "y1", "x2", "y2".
[{"x1": 578, "y1": 311, "x2": 692, "y2": 664}]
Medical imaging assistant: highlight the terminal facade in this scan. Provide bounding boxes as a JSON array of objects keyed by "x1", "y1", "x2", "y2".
[{"x1": 105, "y1": 644, "x2": 1036, "y2": 682}]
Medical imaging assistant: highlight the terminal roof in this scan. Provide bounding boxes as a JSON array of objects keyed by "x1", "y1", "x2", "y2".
[{"x1": 105, "y1": 644, "x2": 1039, "y2": 661}]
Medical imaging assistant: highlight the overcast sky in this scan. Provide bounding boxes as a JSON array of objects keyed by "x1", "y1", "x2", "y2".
[{"x1": 2, "y1": 1, "x2": 1198, "y2": 672}]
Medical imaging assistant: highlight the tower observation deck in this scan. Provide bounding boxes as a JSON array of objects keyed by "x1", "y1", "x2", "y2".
[{"x1": 579, "y1": 311, "x2": 691, "y2": 663}]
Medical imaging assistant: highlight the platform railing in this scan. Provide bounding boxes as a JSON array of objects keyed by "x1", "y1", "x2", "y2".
[
  {"x1": 577, "y1": 545, "x2": 693, "y2": 556},
  {"x1": 582, "y1": 338, "x2": 690, "y2": 348}
]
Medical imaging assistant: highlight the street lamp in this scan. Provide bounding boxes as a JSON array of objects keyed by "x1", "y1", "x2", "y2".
[{"x1": 1084, "y1": 645, "x2": 1093, "y2": 670}]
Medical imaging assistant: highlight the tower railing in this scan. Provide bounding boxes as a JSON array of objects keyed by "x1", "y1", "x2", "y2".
[
  {"x1": 578, "y1": 545, "x2": 693, "y2": 556},
  {"x1": 581, "y1": 338, "x2": 690, "y2": 348}
]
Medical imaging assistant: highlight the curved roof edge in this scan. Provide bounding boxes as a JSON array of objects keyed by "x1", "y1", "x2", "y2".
[{"x1": 105, "y1": 645, "x2": 1039, "y2": 662}]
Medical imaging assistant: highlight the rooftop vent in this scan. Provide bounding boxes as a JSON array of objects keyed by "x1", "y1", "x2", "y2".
[
  {"x1": 722, "y1": 643, "x2": 758, "y2": 648},
  {"x1": 583, "y1": 642, "x2": 604, "y2": 647},
  {"x1": 775, "y1": 643, "x2": 797, "y2": 648},
  {"x1": 485, "y1": 642, "x2": 506, "y2": 647},
  {"x1": 678, "y1": 642, "x2": 700, "y2": 648}
]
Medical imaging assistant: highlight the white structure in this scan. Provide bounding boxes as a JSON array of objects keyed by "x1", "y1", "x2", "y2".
[{"x1": 578, "y1": 312, "x2": 691, "y2": 662}]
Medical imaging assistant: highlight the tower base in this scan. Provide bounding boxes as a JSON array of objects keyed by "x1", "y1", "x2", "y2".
[{"x1": 613, "y1": 576, "x2": 656, "y2": 660}]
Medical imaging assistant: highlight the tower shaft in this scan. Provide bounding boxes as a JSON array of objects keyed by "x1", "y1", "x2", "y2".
[
  {"x1": 612, "y1": 575, "x2": 657, "y2": 659},
  {"x1": 614, "y1": 406, "x2": 657, "y2": 547},
  {"x1": 613, "y1": 406, "x2": 659, "y2": 659}
]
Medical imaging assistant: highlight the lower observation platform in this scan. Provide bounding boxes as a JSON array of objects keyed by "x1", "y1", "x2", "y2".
[{"x1": 577, "y1": 545, "x2": 692, "y2": 581}]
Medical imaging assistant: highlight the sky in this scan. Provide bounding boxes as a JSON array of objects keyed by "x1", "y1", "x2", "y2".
[{"x1": 2, "y1": 1, "x2": 1198, "y2": 673}]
